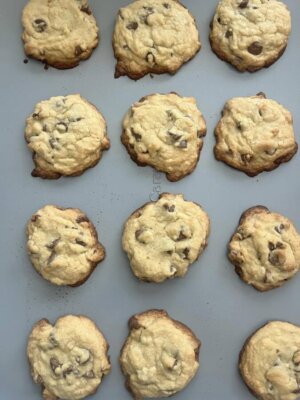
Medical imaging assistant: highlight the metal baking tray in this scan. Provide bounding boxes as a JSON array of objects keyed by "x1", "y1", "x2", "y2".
[{"x1": 0, "y1": 0, "x2": 299, "y2": 398}]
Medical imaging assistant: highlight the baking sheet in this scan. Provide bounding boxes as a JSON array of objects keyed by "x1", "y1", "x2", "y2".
[{"x1": 0, "y1": 0, "x2": 299, "y2": 398}]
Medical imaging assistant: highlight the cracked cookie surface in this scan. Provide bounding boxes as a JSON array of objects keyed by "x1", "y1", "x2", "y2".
[
  {"x1": 214, "y1": 93, "x2": 297, "y2": 176},
  {"x1": 113, "y1": 0, "x2": 200, "y2": 80},
  {"x1": 27, "y1": 315, "x2": 111, "y2": 400},
  {"x1": 120, "y1": 309, "x2": 200, "y2": 399},
  {"x1": 122, "y1": 93, "x2": 207, "y2": 181},
  {"x1": 228, "y1": 206, "x2": 300, "y2": 291},
  {"x1": 209, "y1": 0, "x2": 291, "y2": 72},
  {"x1": 122, "y1": 193, "x2": 210, "y2": 283},
  {"x1": 27, "y1": 205, "x2": 105, "y2": 286},
  {"x1": 22, "y1": 0, "x2": 99, "y2": 69},
  {"x1": 240, "y1": 321, "x2": 300, "y2": 400},
  {"x1": 25, "y1": 94, "x2": 110, "y2": 179}
]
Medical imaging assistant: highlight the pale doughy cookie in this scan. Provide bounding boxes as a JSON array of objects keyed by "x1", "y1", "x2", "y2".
[
  {"x1": 113, "y1": 0, "x2": 201, "y2": 80},
  {"x1": 27, "y1": 205, "x2": 105, "y2": 286},
  {"x1": 27, "y1": 315, "x2": 111, "y2": 400},
  {"x1": 122, "y1": 193, "x2": 210, "y2": 283},
  {"x1": 122, "y1": 93, "x2": 207, "y2": 181},
  {"x1": 22, "y1": 0, "x2": 99, "y2": 69},
  {"x1": 25, "y1": 94, "x2": 110, "y2": 179},
  {"x1": 120, "y1": 309, "x2": 200, "y2": 399},
  {"x1": 214, "y1": 93, "x2": 297, "y2": 176},
  {"x1": 239, "y1": 321, "x2": 300, "y2": 400},
  {"x1": 228, "y1": 206, "x2": 300, "y2": 291},
  {"x1": 210, "y1": 0, "x2": 291, "y2": 72}
]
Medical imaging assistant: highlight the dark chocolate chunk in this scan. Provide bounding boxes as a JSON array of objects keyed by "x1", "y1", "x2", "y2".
[
  {"x1": 33, "y1": 19, "x2": 47, "y2": 33},
  {"x1": 127, "y1": 21, "x2": 138, "y2": 30},
  {"x1": 248, "y1": 42, "x2": 263, "y2": 55}
]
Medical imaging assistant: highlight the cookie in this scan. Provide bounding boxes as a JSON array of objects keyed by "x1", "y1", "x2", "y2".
[
  {"x1": 122, "y1": 193, "x2": 210, "y2": 283},
  {"x1": 25, "y1": 94, "x2": 110, "y2": 179},
  {"x1": 27, "y1": 315, "x2": 111, "y2": 400},
  {"x1": 228, "y1": 206, "x2": 300, "y2": 291},
  {"x1": 22, "y1": 0, "x2": 99, "y2": 69},
  {"x1": 113, "y1": 0, "x2": 201, "y2": 80},
  {"x1": 239, "y1": 321, "x2": 300, "y2": 400},
  {"x1": 209, "y1": 0, "x2": 291, "y2": 72},
  {"x1": 214, "y1": 93, "x2": 297, "y2": 176},
  {"x1": 27, "y1": 205, "x2": 105, "y2": 286},
  {"x1": 120, "y1": 309, "x2": 200, "y2": 399},
  {"x1": 122, "y1": 93, "x2": 207, "y2": 181}
]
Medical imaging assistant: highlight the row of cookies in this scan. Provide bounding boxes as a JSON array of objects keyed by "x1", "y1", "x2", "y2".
[
  {"x1": 22, "y1": 0, "x2": 292, "y2": 78},
  {"x1": 25, "y1": 92, "x2": 297, "y2": 181},
  {"x1": 27, "y1": 311, "x2": 300, "y2": 400},
  {"x1": 27, "y1": 194, "x2": 300, "y2": 291}
]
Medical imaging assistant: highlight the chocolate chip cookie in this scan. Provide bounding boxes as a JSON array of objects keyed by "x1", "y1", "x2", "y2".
[
  {"x1": 120, "y1": 309, "x2": 200, "y2": 399},
  {"x1": 122, "y1": 93, "x2": 207, "y2": 181},
  {"x1": 210, "y1": 0, "x2": 291, "y2": 72},
  {"x1": 27, "y1": 315, "x2": 111, "y2": 400},
  {"x1": 214, "y1": 93, "x2": 297, "y2": 176},
  {"x1": 240, "y1": 321, "x2": 300, "y2": 400},
  {"x1": 25, "y1": 94, "x2": 110, "y2": 179},
  {"x1": 22, "y1": 0, "x2": 99, "y2": 69},
  {"x1": 27, "y1": 205, "x2": 105, "y2": 286},
  {"x1": 228, "y1": 206, "x2": 300, "y2": 291},
  {"x1": 113, "y1": 0, "x2": 201, "y2": 80},
  {"x1": 122, "y1": 193, "x2": 210, "y2": 283}
]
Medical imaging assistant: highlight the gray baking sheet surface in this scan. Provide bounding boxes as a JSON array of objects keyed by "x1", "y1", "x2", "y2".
[{"x1": 0, "y1": 0, "x2": 299, "y2": 399}]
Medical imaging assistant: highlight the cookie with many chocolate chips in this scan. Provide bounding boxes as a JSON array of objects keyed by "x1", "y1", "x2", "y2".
[
  {"x1": 27, "y1": 205, "x2": 105, "y2": 286},
  {"x1": 239, "y1": 321, "x2": 300, "y2": 400},
  {"x1": 122, "y1": 193, "x2": 210, "y2": 283},
  {"x1": 27, "y1": 315, "x2": 111, "y2": 400},
  {"x1": 122, "y1": 93, "x2": 207, "y2": 181},
  {"x1": 209, "y1": 0, "x2": 291, "y2": 72},
  {"x1": 113, "y1": 0, "x2": 201, "y2": 80},
  {"x1": 25, "y1": 94, "x2": 110, "y2": 179},
  {"x1": 228, "y1": 206, "x2": 300, "y2": 291},
  {"x1": 120, "y1": 309, "x2": 201, "y2": 399},
  {"x1": 214, "y1": 93, "x2": 297, "y2": 176},
  {"x1": 22, "y1": 0, "x2": 99, "y2": 69}
]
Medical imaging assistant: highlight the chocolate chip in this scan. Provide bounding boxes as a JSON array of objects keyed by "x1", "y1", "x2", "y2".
[
  {"x1": 135, "y1": 228, "x2": 146, "y2": 243},
  {"x1": 166, "y1": 110, "x2": 176, "y2": 121},
  {"x1": 131, "y1": 128, "x2": 142, "y2": 141},
  {"x1": 248, "y1": 42, "x2": 263, "y2": 55},
  {"x1": 76, "y1": 216, "x2": 89, "y2": 224},
  {"x1": 256, "y1": 92, "x2": 266, "y2": 98},
  {"x1": 81, "y1": 5, "x2": 92, "y2": 15},
  {"x1": 83, "y1": 370, "x2": 95, "y2": 379},
  {"x1": 238, "y1": 0, "x2": 249, "y2": 8},
  {"x1": 237, "y1": 121, "x2": 243, "y2": 131},
  {"x1": 241, "y1": 154, "x2": 252, "y2": 163},
  {"x1": 142, "y1": 6, "x2": 154, "y2": 25},
  {"x1": 276, "y1": 242, "x2": 284, "y2": 249},
  {"x1": 32, "y1": 113, "x2": 39, "y2": 118},
  {"x1": 268, "y1": 242, "x2": 275, "y2": 251},
  {"x1": 127, "y1": 21, "x2": 138, "y2": 30},
  {"x1": 179, "y1": 140, "x2": 187, "y2": 148},
  {"x1": 163, "y1": 3, "x2": 170, "y2": 8},
  {"x1": 49, "y1": 138, "x2": 56, "y2": 149},
  {"x1": 31, "y1": 214, "x2": 40, "y2": 222},
  {"x1": 268, "y1": 252, "x2": 285, "y2": 266},
  {"x1": 166, "y1": 250, "x2": 173, "y2": 255},
  {"x1": 56, "y1": 122, "x2": 68, "y2": 133},
  {"x1": 146, "y1": 52, "x2": 156, "y2": 64},
  {"x1": 275, "y1": 224, "x2": 285, "y2": 233},
  {"x1": 176, "y1": 229, "x2": 187, "y2": 241},
  {"x1": 63, "y1": 366, "x2": 74, "y2": 378},
  {"x1": 75, "y1": 239, "x2": 87, "y2": 247},
  {"x1": 75, "y1": 45, "x2": 83, "y2": 56},
  {"x1": 50, "y1": 358, "x2": 61, "y2": 374},
  {"x1": 48, "y1": 251, "x2": 57, "y2": 265},
  {"x1": 225, "y1": 29, "x2": 233, "y2": 38},
  {"x1": 46, "y1": 238, "x2": 60, "y2": 250},
  {"x1": 182, "y1": 248, "x2": 190, "y2": 260},
  {"x1": 76, "y1": 351, "x2": 90, "y2": 365},
  {"x1": 33, "y1": 19, "x2": 47, "y2": 33},
  {"x1": 168, "y1": 132, "x2": 182, "y2": 141},
  {"x1": 197, "y1": 130, "x2": 205, "y2": 138},
  {"x1": 129, "y1": 316, "x2": 141, "y2": 329},
  {"x1": 163, "y1": 203, "x2": 175, "y2": 212}
]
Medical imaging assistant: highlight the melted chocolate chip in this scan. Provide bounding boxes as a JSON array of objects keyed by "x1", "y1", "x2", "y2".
[
  {"x1": 146, "y1": 52, "x2": 156, "y2": 64},
  {"x1": 32, "y1": 113, "x2": 39, "y2": 118},
  {"x1": 142, "y1": 6, "x2": 154, "y2": 24},
  {"x1": 76, "y1": 215, "x2": 89, "y2": 224},
  {"x1": 163, "y1": 3, "x2": 170, "y2": 8},
  {"x1": 50, "y1": 357, "x2": 61, "y2": 374},
  {"x1": 63, "y1": 366, "x2": 74, "y2": 378},
  {"x1": 248, "y1": 42, "x2": 263, "y2": 55},
  {"x1": 83, "y1": 370, "x2": 95, "y2": 379},
  {"x1": 131, "y1": 128, "x2": 142, "y2": 141},
  {"x1": 56, "y1": 122, "x2": 68, "y2": 133},
  {"x1": 268, "y1": 242, "x2": 275, "y2": 251},
  {"x1": 182, "y1": 248, "x2": 190, "y2": 260},
  {"x1": 168, "y1": 132, "x2": 182, "y2": 141},
  {"x1": 225, "y1": 29, "x2": 233, "y2": 38},
  {"x1": 75, "y1": 45, "x2": 83, "y2": 56},
  {"x1": 275, "y1": 224, "x2": 285, "y2": 234},
  {"x1": 46, "y1": 238, "x2": 60, "y2": 250},
  {"x1": 268, "y1": 252, "x2": 283, "y2": 266},
  {"x1": 163, "y1": 203, "x2": 175, "y2": 212},
  {"x1": 127, "y1": 21, "x2": 138, "y2": 30},
  {"x1": 176, "y1": 229, "x2": 187, "y2": 241},
  {"x1": 31, "y1": 214, "x2": 40, "y2": 222},
  {"x1": 241, "y1": 154, "x2": 252, "y2": 163},
  {"x1": 239, "y1": 0, "x2": 249, "y2": 8},
  {"x1": 33, "y1": 18, "x2": 47, "y2": 33},
  {"x1": 75, "y1": 239, "x2": 87, "y2": 247},
  {"x1": 179, "y1": 140, "x2": 187, "y2": 148},
  {"x1": 81, "y1": 5, "x2": 92, "y2": 15}
]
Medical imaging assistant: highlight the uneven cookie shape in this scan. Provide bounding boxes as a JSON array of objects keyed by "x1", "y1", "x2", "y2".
[
  {"x1": 122, "y1": 193, "x2": 210, "y2": 283},
  {"x1": 214, "y1": 93, "x2": 297, "y2": 176},
  {"x1": 122, "y1": 93, "x2": 207, "y2": 181},
  {"x1": 113, "y1": 0, "x2": 201, "y2": 80},
  {"x1": 228, "y1": 206, "x2": 300, "y2": 291},
  {"x1": 240, "y1": 321, "x2": 300, "y2": 400},
  {"x1": 25, "y1": 95, "x2": 110, "y2": 179},
  {"x1": 210, "y1": 0, "x2": 291, "y2": 72},
  {"x1": 120, "y1": 309, "x2": 200, "y2": 399},
  {"x1": 22, "y1": 0, "x2": 99, "y2": 69},
  {"x1": 27, "y1": 205, "x2": 105, "y2": 286},
  {"x1": 27, "y1": 315, "x2": 111, "y2": 400}
]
